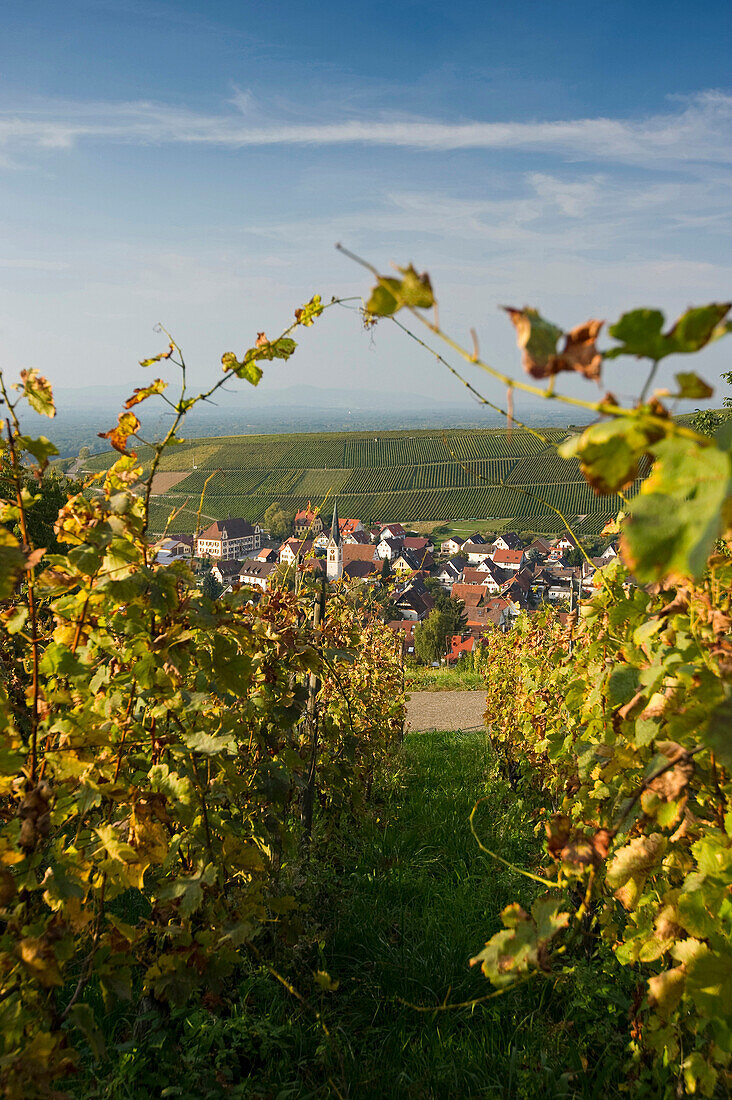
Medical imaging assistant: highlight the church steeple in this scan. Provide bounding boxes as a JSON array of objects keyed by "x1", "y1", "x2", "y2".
[
  {"x1": 326, "y1": 499, "x2": 343, "y2": 581},
  {"x1": 330, "y1": 499, "x2": 341, "y2": 546}
]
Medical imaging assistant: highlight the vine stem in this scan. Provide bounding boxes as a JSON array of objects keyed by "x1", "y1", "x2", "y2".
[
  {"x1": 386, "y1": 318, "x2": 611, "y2": 592},
  {"x1": 470, "y1": 797, "x2": 556, "y2": 887},
  {"x1": 335, "y1": 244, "x2": 709, "y2": 446}
]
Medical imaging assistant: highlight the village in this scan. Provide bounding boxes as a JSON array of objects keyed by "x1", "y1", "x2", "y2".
[{"x1": 151, "y1": 498, "x2": 620, "y2": 666}]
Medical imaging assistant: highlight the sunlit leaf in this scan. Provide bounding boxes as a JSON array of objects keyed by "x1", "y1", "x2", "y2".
[
  {"x1": 124, "y1": 378, "x2": 168, "y2": 409},
  {"x1": 20, "y1": 368, "x2": 55, "y2": 418}
]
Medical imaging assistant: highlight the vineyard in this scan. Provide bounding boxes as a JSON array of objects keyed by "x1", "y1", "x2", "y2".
[
  {"x1": 85, "y1": 426, "x2": 634, "y2": 534},
  {"x1": 2, "y1": 279, "x2": 732, "y2": 1098}
]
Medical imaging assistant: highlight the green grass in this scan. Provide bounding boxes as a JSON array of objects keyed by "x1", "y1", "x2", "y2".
[
  {"x1": 83, "y1": 730, "x2": 635, "y2": 1099},
  {"x1": 405, "y1": 664, "x2": 485, "y2": 691}
]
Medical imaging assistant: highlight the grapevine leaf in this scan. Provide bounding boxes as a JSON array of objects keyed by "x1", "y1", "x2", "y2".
[
  {"x1": 606, "y1": 303, "x2": 731, "y2": 361},
  {"x1": 0, "y1": 529, "x2": 25, "y2": 599},
  {"x1": 669, "y1": 303, "x2": 731, "y2": 353},
  {"x1": 97, "y1": 411, "x2": 141, "y2": 456},
  {"x1": 552, "y1": 320, "x2": 604, "y2": 381},
  {"x1": 17, "y1": 435, "x2": 59, "y2": 473},
  {"x1": 20, "y1": 368, "x2": 55, "y2": 418},
  {"x1": 606, "y1": 834, "x2": 667, "y2": 890},
  {"x1": 607, "y1": 665, "x2": 640, "y2": 708},
  {"x1": 605, "y1": 309, "x2": 668, "y2": 360},
  {"x1": 682, "y1": 1052, "x2": 718, "y2": 1098},
  {"x1": 673, "y1": 372, "x2": 714, "y2": 400},
  {"x1": 685, "y1": 950, "x2": 732, "y2": 1017},
  {"x1": 221, "y1": 338, "x2": 295, "y2": 385},
  {"x1": 503, "y1": 307, "x2": 563, "y2": 378},
  {"x1": 294, "y1": 294, "x2": 324, "y2": 326},
  {"x1": 366, "y1": 278, "x2": 401, "y2": 316},
  {"x1": 469, "y1": 894, "x2": 569, "y2": 987},
  {"x1": 647, "y1": 967, "x2": 686, "y2": 1019},
  {"x1": 139, "y1": 343, "x2": 174, "y2": 366},
  {"x1": 365, "y1": 265, "x2": 434, "y2": 317},
  {"x1": 621, "y1": 436, "x2": 732, "y2": 582},
  {"x1": 559, "y1": 417, "x2": 664, "y2": 495},
  {"x1": 124, "y1": 379, "x2": 168, "y2": 409},
  {"x1": 182, "y1": 730, "x2": 236, "y2": 756}
]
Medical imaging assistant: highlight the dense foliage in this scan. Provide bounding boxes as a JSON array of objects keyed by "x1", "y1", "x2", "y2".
[
  {"x1": 357, "y1": 255, "x2": 731, "y2": 1095},
  {"x1": 0, "y1": 305, "x2": 405, "y2": 1096}
]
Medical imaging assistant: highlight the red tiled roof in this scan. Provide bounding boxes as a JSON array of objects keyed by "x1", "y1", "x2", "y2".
[
  {"x1": 343, "y1": 544, "x2": 378, "y2": 564},
  {"x1": 451, "y1": 583, "x2": 486, "y2": 606},
  {"x1": 492, "y1": 548, "x2": 524, "y2": 566}
]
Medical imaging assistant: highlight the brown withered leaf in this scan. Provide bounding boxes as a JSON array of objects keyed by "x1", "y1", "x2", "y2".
[
  {"x1": 256, "y1": 332, "x2": 268, "y2": 347},
  {"x1": 24, "y1": 547, "x2": 47, "y2": 572},
  {"x1": 649, "y1": 742, "x2": 694, "y2": 802},
  {"x1": 659, "y1": 589, "x2": 690, "y2": 617},
  {"x1": 618, "y1": 690, "x2": 645, "y2": 721},
  {"x1": 503, "y1": 307, "x2": 562, "y2": 379},
  {"x1": 591, "y1": 829, "x2": 612, "y2": 862},
  {"x1": 552, "y1": 320, "x2": 604, "y2": 382},
  {"x1": 560, "y1": 837, "x2": 596, "y2": 872},
  {"x1": 504, "y1": 308, "x2": 604, "y2": 380},
  {"x1": 545, "y1": 814, "x2": 571, "y2": 859},
  {"x1": 711, "y1": 610, "x2": 732, "y2": 637}
]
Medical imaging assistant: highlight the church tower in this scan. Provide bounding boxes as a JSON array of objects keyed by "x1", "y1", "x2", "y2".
[{"x1": 326, "y1": 499, "x2": 343, "y2": 582}]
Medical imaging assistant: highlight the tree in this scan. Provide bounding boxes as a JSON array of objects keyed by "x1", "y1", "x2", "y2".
[
  {"x1": 564, "y1": 547, "x2": 584, "y2": 567},
  {"x1": 201, "y1": 568, "x2": 223, "y2": 601},
  {"x1": 414, "y1": 607, "x2": 454, "y2": 664},
  {"x1": 691, "y1": 408, "x2": 725, "y2": 436},
  {"x1": 264, "y1": 502, "x2": 294, "y2": 540},
  {"x1": 424, "y1": 580, "x2": 467, "y2": 636}
]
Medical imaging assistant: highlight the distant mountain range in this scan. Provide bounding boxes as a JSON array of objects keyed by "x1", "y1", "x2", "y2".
[
  {"x1": 52, "y1": 381, "x2": 480, "y2": 413},
  {"x1": 35, "y1": 382, "x2": 590, "y2": 457}
]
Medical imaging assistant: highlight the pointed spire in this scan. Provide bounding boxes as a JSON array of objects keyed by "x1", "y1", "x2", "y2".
[{"x1": 330, "y1": 499, "x2": 341, "y2": 546}]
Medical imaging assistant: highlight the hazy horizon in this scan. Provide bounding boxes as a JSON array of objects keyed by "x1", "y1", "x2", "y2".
[{"x1": 1, "y1": 1, "x2": 730, "y2": 414}]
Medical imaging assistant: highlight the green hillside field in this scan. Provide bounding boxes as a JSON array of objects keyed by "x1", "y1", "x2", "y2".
[{"x1": 84, "y1": 426, "x2": 642, "y2": 535}]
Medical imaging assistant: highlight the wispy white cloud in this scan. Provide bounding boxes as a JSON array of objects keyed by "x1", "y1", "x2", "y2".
[{"x1": 0, "y1": 90, "x2": 730, "y2": 166}]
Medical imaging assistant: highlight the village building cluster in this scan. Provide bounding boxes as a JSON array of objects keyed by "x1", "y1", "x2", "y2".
[{"x1": 151, "y1": 502, "x2": 618, "y2": 665}]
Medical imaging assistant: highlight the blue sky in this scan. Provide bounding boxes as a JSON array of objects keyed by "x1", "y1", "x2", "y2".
[{"x1": 0, "y1": 0, "x2": 730, "y2": 412}]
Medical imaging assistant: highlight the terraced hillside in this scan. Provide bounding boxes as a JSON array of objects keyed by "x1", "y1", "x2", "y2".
[{"x1": 84, "y1": 427, "x2": 640, "y2": 534}]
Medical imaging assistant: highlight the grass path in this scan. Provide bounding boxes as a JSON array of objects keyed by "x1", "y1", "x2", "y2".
[
  {"x1": 261, "y1": 730, "x2": 630, "y2": 1098},
  {"x1": 90, "y1": 731, "x2": 631, "y2": 1098}
]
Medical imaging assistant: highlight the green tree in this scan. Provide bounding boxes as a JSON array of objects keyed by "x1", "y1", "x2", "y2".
[
  {"x1": 425, "y1": 579, "x2": 467, "y2": 636},
  {"x1": 414, "y1": 607, "x2": 453, "y2": 664},
  {"x1": 264, "y1": 502, "x2": 294, "y2": 540},
  {"x1": 201, "y1": 567, "x2": 223, "y2": 600},
  {"x1": 691, "y1": 408, "x2": 725, "y2": 436}
]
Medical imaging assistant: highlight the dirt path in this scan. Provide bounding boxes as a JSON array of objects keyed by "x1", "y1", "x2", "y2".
[{"x1": 406, "y1": 690, "x2": 486, "y2": 733}]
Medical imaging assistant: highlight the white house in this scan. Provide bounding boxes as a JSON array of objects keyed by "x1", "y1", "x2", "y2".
[
  {"x1": 461, "y1": 541, "x2": 493, "y2": 565},
  {"x1": 491, "y1": 547, "x2": 525, "y2": 573},
  {"x1": 239, "y1": 559, "x2": 277, "y2": 591},
  {"x1": 279, "y1": 537, "x2": 314, "y2": 566}
]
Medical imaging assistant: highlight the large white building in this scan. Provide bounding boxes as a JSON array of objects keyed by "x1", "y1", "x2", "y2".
[{"x1": 196, "y1": 519, "x2": 262, "y2": 560}]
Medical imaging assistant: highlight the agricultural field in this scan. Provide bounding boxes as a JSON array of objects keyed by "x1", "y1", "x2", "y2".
[{"x1": 84, "y1": 426, "x2": 639, "y2": 534}]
